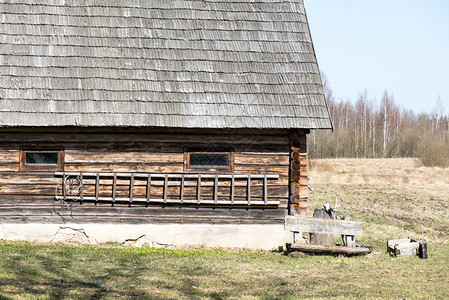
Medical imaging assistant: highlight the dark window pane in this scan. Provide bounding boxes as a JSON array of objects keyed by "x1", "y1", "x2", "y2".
[
  {"x1": 190, "y1": 154, "x2": 228, "y2": 166},
  {"x1": 25, "y1": 153, "x2": 58, "y2": 164}
]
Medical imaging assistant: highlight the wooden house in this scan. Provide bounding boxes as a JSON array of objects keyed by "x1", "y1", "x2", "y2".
[{"x1": 0, "y1": 0, "x2": 332, "y2": 248}]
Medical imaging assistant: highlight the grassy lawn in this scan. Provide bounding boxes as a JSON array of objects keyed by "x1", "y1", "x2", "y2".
[
  {"x1": 1, "y1": 158, "x2": 448, "y2": 299},
  {"x1": 1, "y1": 242, "x2": 448, "y2": 299}
]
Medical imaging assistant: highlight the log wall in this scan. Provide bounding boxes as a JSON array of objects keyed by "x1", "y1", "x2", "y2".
[{"x1": 0, "y1": 128, "x2": 304, "y2": 225}]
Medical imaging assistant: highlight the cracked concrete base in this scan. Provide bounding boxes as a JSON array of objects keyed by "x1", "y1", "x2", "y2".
[{"x1": 0, "y1": 223, "x2": 292, "y2": 250}]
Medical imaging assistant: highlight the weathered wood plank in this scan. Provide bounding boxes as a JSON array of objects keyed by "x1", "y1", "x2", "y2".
[
  {"x1": 0, "y1": 215, "x2": 286, "y2": 225},
  {"x1": 65, "y1": 153, "x2": 183, "y2": 164},
  {"x1": 285, "y1": 216, "x2": 362, "y2": 236},
  {"x1": 288, "y1": 243, "x2": 371, "y2": 256},
  {"x1": 0, "y1": 205, "x2": 288, "y2": 225},
  {"x1": 129, "y1": 173, "x2": 134, "y2": 203},
  {"x1": 146, "y1": 174, "x2": 151, "y2": 204},
  {"x1": 0, "y1": 132, "x2": 290, "y2": 145}
]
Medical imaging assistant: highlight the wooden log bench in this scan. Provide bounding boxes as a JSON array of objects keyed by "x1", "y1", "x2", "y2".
[{"x1": 284, "y1": 216, "x2": 371, "y2": 256}]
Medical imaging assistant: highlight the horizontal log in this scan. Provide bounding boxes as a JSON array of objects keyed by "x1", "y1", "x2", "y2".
[
  {"x1": 0, "y1": 153, "x2": 18, "y2": 163},
  {"x1": 288, "y1": 244, "x2": 371, "y2": 256},
  {"x1": 285, "y1": 216, "x2": 362, "y2": 236},
  {"x1": 0, "y1": 205, "x2": 285, "y2": 216},
  {"x1": 0, "y1": 205, "x2": 288, "y2": 225},
  {"x1": 2, "y1": 141, "x2": 289, "y2": 153},
  {"x1": 235, "y1": 155, "x2": 289, "y2": 165},
  {"x1": 0, "y1": 132, "x2": 290, "y2": 145},
  {"x1": 0, "y1": 166, "x2": 19, "y2": 172},
  {"x1": 64, "y1": 165, "x2": 185, "y2": 173},
  {"x1": 65, "y1": 153, "x2": 183, "y2": 164},
  {"x1": 0, "y1": 174, "x2": 58, "y2": 185},
  {"x1": 0, "y1": 215, "x2": 285, "y2": 225}
]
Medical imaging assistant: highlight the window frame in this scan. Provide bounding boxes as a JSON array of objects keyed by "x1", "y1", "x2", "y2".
[
  {"x1": 19, "y1": 146, "x2": 65, "y2": 171},
  {"x1": 184, "y1": 146, "x2": 234, "y2": 172}
]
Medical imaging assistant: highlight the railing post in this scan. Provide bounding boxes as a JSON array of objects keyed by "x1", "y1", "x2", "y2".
[
  {"x1": 163, "y1": 174, "x2": 168, "y2": 203},
  {"x1": 95, "y1": 173, "x2": 99, "y2": 202},
  {"x1": 214, "y1": 174, "x2": 218, "y2": 204},
  {"x1": 129, "y1": 173, "x2": 134, "y2": 204},
  {"x1": 197, "y1": 174, "x2": 201, "y2": 204},
  {"x1": 79, "y1": 173, "x2": 84, "y2": 202},
  {"x1": 146, "y1": 174, "x2": 151, "y2": 204},
  {"x1": 180, "y1": 174, "x2": 185, "y2": 203},
  {"x1": 263, "y1": 174, "x2": 267, "y2": 205},
  {"x1": 112, "y1": 173, "x2": 116, "y2": 204},
  {"x1": 247, "y1": 175, "x2": 251, "y2": 205},
  {"x1": 62, "y1": 172, "x2": 67, "y2": 202},
  {"x1": 230, "y1": 175, "x2": 235, "y2": 204}
]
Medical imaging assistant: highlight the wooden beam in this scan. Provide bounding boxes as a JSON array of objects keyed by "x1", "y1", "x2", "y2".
[
  {"x1": 62, "y1": 173, "x2": 66, "y2": 202},
  {"x1": 247, "y1": 175, "x2": 251, "y2": 205},
  {"x1": 263, "y1": 174, "x2": 267, "y2": 205},
  {"x1": 112, "y1": 173, "x2": 116, "y2": 203},
  {"x1": 214, "y1": 174, "x2": 218, "y2": 204},
  {"x1": 146, "y1": 174, "x2": 151, "y2": 204},
  {"x1": 197, "y1": 174, "x2": 201, "y2": 204},
  {"x1": 180, "y1": 174, "x2": 184, "y2": 204},
  {"x1": 288, "y1": 243, "x2": 371, "y2": 256},
  {"x1": 80, "y1": 174, "x2": 84, "y2": 202},
  {"x1": 95, "y1": 173, "x2": 99, "y2": 202},
  {"x1": 285, "y1": 216, "x2": 362, "y2": 236},
  {"x1": 163, "y1": 174, "x2": 168, "y2": 203},
  {"x1": 230, "y1": 175, "x2": 235, "y2": 204}
]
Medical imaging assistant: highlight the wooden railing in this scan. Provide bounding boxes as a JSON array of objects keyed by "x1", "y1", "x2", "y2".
[{"x1": 55, "y1": 172, "x2": 280, "y2": 206}]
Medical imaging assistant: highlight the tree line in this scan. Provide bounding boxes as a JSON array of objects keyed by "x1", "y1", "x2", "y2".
[{"x1": 309, "y1": 76, "x2": 449, "y2": 167}]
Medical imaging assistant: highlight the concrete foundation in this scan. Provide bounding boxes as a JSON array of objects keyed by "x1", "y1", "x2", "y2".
[{"x1": 0, "y1": 223, "x2": 292, "y2": 250}]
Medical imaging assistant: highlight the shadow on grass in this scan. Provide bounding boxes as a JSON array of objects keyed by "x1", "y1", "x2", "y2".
[{"x1": 0, "y1": 243, "x2": 153, "y2": 299}]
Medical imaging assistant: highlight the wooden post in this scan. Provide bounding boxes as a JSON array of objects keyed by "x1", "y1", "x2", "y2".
[
  {"x1": 197, "y1": 174, "x2": 201, "y2": 204},
  {"x1": 146, "y1": 174, "x2": 151, "y2": 204},
  {"x1": 129, "y1": 173, "x2": 134, "y2": 204},
  {"x1": 80, "y1": 174, "x2": 84, "y2": 202},
  {"x1": 163, "y1": 174, "x2": 168, "y2": 203},
  {"x1": 95, "y1": 173, "x2": 99, "y2": 202},
  {"x1": 214, "y1": 174, "x2": 218, "y2": 204},
  {"x1": 247, "y1": 175, "x2": 251, "y2": 205},
  {"x1": 309, "y1": 209, "x2": 334, "y2": 246},
  {"x1": 180, "y1": 174, "x2": 184, "y2": 203},
  {"x1": 62, "y1": 173, "x2": 67, "y2": 202},
  {"x1": 112, "y1": 173, "x2": 116, "y2": 203},
  {"x1": 263, "y1": 174, "x2": 267, "y2": 205},
  {"x1": 230, "y1": 175, "x2": 235, "y2": 204}
]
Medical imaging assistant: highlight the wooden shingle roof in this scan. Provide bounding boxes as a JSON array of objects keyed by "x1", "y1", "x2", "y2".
[{"x1": 0, "y1": 0, "x2": 332, "y2": 129}]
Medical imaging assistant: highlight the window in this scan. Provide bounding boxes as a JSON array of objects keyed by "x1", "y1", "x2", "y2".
[
  {"x1": 20, "y1": 146, "x2": 64, "y2": 171},
  {"x1": 185, "y1": 146, "x2": 234, "y2": 172}
]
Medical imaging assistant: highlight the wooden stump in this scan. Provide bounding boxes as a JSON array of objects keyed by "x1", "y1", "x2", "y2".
[{"x1": 309, "y1": 209, "x2": 333, "y2": 246}]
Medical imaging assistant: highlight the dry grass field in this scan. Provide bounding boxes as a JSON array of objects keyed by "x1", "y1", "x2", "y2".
[
  {"x1": 309, "y1": 158, "x2": 449, "y2": 245},
  {"x1": 0, "y1": 158, "x2": 448, "y2": 299}
]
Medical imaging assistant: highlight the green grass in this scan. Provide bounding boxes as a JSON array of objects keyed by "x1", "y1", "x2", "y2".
[{"x1": 0, "y1": 241, "x2": 448, "y2": 299}]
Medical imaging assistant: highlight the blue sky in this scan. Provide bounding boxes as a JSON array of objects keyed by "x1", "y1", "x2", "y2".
[{"x1": 305, "y1": 0, "x2": 449, "y2": 116}]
